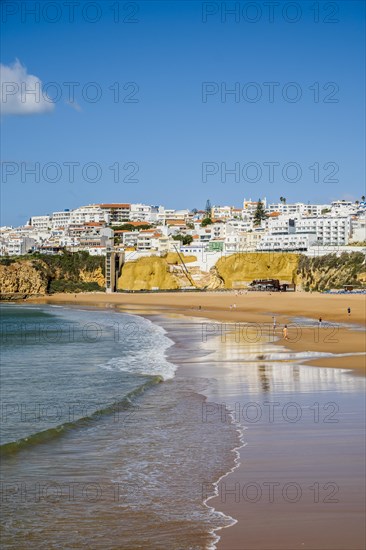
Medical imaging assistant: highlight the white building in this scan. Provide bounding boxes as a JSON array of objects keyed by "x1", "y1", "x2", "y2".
[
  {"x1": 257, "y1": 234, "x2": 309, "y2": 251},
  {"x1": 212, "y1": 221, "x2": 226, "y2": 239},
  {"x1": 211, "y1": 205, "x2": 233, "y2": 219},
  {"x1": 30, "y1": 215, "x2": 52, "y2": 231},
  {"x1": 295, "y1": 216, "x2": 350, "y2": 246},
  {"x1": 243, "y1": 198, "x2": 267, "y2": 215},
  {"x1": 330, "y1": 200, "x2": 356, "y2": 216},
  {"x1": 267, "y1": 202, "x2": 330, "y2": 216},
  {"x1": 225, "y1": 230, "x2": 265, "y2": 253},
  {"x1": 70, "y1": 205, "x2": 109, "y2": 225},
  {"x1": 164, "y1": 209, "x2": 191, "y2": 222},
  {"x1": 129, "y1": 204, "x2": 152, "y2": 222},
  {"x1": 226, "y1": 220, "x2": 253, "y2": 234},
  {"x1": 350, "y1": 216, "x2": 366, "y2": 242},
  {"x1": 1, "y1": 235, "x2": 36, "y2": 256},
  {"x1": 122, "y1": 231, "x2": 139, "y2": 248},
  {"x1": 99, "y1": 203, "x2": 131, "y2": 224},
  {"x1": 51, "y1": 210, "x2": 72, "y2": 228}
]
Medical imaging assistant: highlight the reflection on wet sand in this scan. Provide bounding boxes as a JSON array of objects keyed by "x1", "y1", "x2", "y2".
[{"x1": 158, "y1": 314, "x2": 365, "y2": 550}]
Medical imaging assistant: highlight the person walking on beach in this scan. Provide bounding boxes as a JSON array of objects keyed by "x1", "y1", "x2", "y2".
[
  {"x1": 272, "y1": 316, "x2": 277, "y2": 332},
  {"x1": 347, "y1": 307, "x2": 351, "y2": 317},
  {"x1": 318, "y1": 317, "x2": 322, "y2": 328},
  {"x1": 282, "y1": 325, "x2": 288, "y2": 340}
]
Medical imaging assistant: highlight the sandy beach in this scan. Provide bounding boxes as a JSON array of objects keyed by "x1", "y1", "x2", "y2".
[
  {"x1": 29, "y1": 291, "x2": 366, "y2": 376},
  {"x1": 20, "y1": 291, "x2": 366, "y2": 549}
]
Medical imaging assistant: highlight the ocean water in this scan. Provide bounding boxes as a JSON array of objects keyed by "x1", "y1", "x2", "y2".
[
  {"x1": 0, "y1": 304, "x2": 240, "y2": 550},
  {"x1": 2, "y1": 304, "x2": 365, "y2": 549}
]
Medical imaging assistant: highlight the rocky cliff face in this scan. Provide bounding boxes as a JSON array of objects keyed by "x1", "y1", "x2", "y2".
[
  {"x1": 117, "y1": 256, "x2": 226, "y2": 291},
  {"x1": 79, "y1": 267, "x2": 105, "y2": 288},
  {"x1": 117, "y1": 252, "x2": 365, "y2": 292},
  {"x1": 118, "y1": 257, "x2": 180, "y2": 290},
  {"x1": 1, "y1": 252, "x2": 364, "y2": 296},
  {"x1": 0, "y1": 260, "x2": 49, "y2": 295},
  {"x1": 0, "y1": 254, "x2": 106, "y2": 297},
  {"x1": 297, "y1": 252, "x2": 365, "y2": 291},
  {"x1": 215, "y1": 252, "x2": 299, "y2": 288}
]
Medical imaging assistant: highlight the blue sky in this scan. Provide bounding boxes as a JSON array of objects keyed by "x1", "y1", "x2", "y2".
[{"x1": 1, "y1": 0, "x2": 365, "y2": 226}]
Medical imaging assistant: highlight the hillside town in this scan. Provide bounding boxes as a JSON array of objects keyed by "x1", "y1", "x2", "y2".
[{"x1": 1, "y1": 198, "x2": 365, "y2": 270}]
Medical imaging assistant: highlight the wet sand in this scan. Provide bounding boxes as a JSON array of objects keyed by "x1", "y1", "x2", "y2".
[
  {"x1": 157, "y1": 313, "x2": 366, "y2": 550},
  {"x1": 21, "y1": 294, "x2": 366, "y2": 549},
  {"x1": 30, "y1": 291, "x2": 366, "y2": 325},
  {"x1": 29, "y1": 291, "x2": 366, "y2": 376}
]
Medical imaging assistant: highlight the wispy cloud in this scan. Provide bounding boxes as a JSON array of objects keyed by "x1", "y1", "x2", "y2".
[
  {"x1": 0, "y1": 59, "x2": 55, "y2": 116},
  {"x1": 65, "y1": 99, "x2": 82, "y2": 112}
]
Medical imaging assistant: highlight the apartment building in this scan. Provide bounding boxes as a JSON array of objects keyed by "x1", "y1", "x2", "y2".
[
  {"x1": 163, "y1": 209, "x2": 191, "y2": 221},
  {"x1": 122, "y1": 231, "x2": 139, "y2": 248},
  {"x1": 267, "y1": 202, "x2": 330, "y2": 216},
  {"x1": 350, "y1": 216, "x2": 366, "y2": 242},
  {"x1": 257, "y1": 234, "x2": 309, "y2": 251},
  {"x1": 330, "y1": 200, "x2": 357, "y2": 216},
  {"x1": 226, "y1": 220, "x2": 252, "y2": 234},
  {"x1": 211, "y1": 205, "x2": 233, "y2": 219},
  {"x1": 212, "y1": 221, "x2": 226, "y2": 239},
  {"x1": 70, "y1": 205, "x2": 109, "y2": 225},
  {"x1": 136, "y1": 230, "x2": 156, "y2": 251},
  {"x1": 51, "y1": 210, "x2": 72, "y2": 228},
  {"x1": 1, "y1": 235, "x2": 36, "y2": 256},
  {"x1": 225, "y1": 230, "x2": 265, "y2": 253},
  {"x1": 266, "y1": 216, "x2": 296, "y2": 234},
  {"x1": 99, "y1": 203, "x2": 131, "y2": 224},
  {"x1": 295, "y1": 217, "x2": 350, "y2": 245},
  {"x1": 130, "y1": 203, "x2": 152, "y2": 222},
  {"x1": 243, "y1": 197, "x2": 267, "y2": 214},
  {"x1": 30, "y1": 215, "x2": 52, "y2": 231}
]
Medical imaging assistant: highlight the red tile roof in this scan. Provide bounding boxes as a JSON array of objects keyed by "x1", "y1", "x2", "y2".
[{"x1": 166, "y1": 219, "x2": 186, "y2": 225}]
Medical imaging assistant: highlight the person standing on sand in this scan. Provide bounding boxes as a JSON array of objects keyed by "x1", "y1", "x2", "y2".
[
  {"x1": 272, "y1": 316, "x2": 277, "y2": 332},
  {"x1": 318, "y1": 317, "x2": 322, "y2": 328},
  {"x1": 283, "y1": 325, "x2": 288, "y2": 340},
  {"x1": 348, "y1": 307, "x2": 351, "y2": 316}
]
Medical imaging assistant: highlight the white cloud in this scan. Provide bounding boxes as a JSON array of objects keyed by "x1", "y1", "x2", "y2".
[{"x1": 0, "y1": 59, "x2": 55, "y2": 116}]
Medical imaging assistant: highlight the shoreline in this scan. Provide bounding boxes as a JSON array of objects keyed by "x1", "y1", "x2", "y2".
[
  {"x1": 25, "y1": 291, "x2": 366, "y2": 376},
  {"x1": 4, "y1": 299, "x2": 365, "y2": 549},
  {"x1": 152, "y1": 310, "x2": 366, "y2": 550}
]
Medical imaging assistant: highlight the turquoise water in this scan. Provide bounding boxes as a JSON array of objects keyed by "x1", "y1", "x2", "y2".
[
  {"x1": 4, "y1": 304, "x2": 362, "y2": 549},
  {"x1": 0, "y1": 304, "x2": 239, "y2": 549},
  {"x1": 0, "y1": 304, "x2": 174, "y2": 450}
]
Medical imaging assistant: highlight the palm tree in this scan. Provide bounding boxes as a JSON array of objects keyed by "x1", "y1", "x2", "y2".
[
  {"x1": 361, "y1": 195, "x2": 365, "y2": 202},
  {"x1": 279, "y1": 196, "x2": 287, "y2": 204}
]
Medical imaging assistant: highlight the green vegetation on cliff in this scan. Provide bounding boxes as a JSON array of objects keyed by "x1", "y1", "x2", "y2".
[
  {"x1": 1, "y1": 251, "x2": 364, "y2": 295},
  {"x1": 298, "y1": 252, "x2": 365, "y2": 291},
  {"x1": 0, "y1": 252, "x2": 105, "y2": 295}
]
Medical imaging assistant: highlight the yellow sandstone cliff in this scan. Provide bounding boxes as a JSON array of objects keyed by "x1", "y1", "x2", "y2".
[{"x1": 0, "y1": 260, "x2": 49, "y2": 295}]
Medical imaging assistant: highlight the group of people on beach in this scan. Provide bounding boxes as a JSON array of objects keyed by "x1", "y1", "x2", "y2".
[
  {"x1": 272, "y1": 316, "x2": 288, "y2": 340},
  {"x1": 200, "y1": 301, "x2": 353, "y2": 340},
  {"x1": 281, "y1": 306, "x2": 352, "y2": 340}
]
